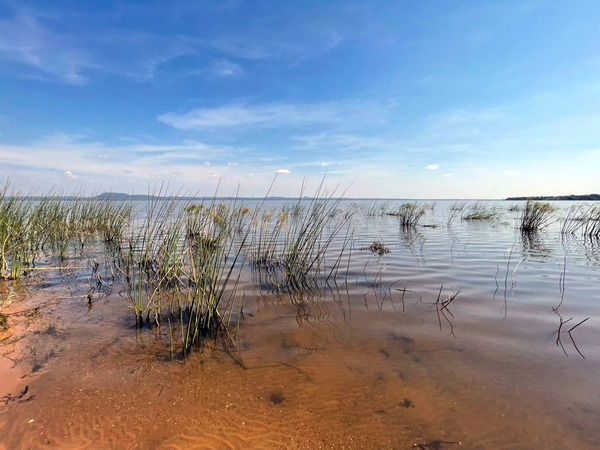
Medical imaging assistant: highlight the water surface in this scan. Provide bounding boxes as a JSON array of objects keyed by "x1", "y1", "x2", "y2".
[{"x1": 1, "y1": 199, "x2": 599, "y2": 448}]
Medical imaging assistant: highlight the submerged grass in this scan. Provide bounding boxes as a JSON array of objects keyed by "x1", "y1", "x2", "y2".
[{"x1": 360, "y1": 241, "x2": 390, "y2": 256}]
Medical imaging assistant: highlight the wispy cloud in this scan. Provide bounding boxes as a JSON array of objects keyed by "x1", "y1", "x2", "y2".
[
  {"x1": 425, "y1": 164, "x2": 439, "y2": 170},
  {"x1": 0, "y1": 9, "x2": 200, "y2": 84},
  {"x1": 0, "y1": 5, "x2": 342, "y2": 85},
  {"x1": 0, "y1": 134, "x2": 338, "y2": 195},
  {"x1": 0, "y1": 134, "x2": 232, "y2": 178},
  {"x1": 292, "y1": 133, "x2": 398, "y2": 152},
  {"x1": 207, "y1": 27, "x2": 342, "y2": 62},
  {"x1": 207, "y1": 59, "x2": 244, "y2": 78},
  {"x1": 158, "y1": 102, "x2": 352, "y2": 130},
  {"x1": 0, "y1": 12, "x2": 91, "y2": 84}
]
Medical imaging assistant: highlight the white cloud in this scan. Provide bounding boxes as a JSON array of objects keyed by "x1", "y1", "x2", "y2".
[
  {"x1": 227, "y1": 161, "x2": 238, "y2": 166},
  {"x1": 157, "y1": 100, "x2": 391, "y2": 131},
  {"x1": 504, "y1": 170, "x2": 518, "y2": 176},
  {"x1": 158, "y1": 102, "x2": 344, "y2": 130},
  {"x1": 442, "y1": 173, "x2": 453, "y2": 177},
  {"x1": 0, "y1": 134, "x2": 231, "y2": 183},
  {"x1": 209, "y1": 173, "x2": 220, "y2": 178},
  {"x1": 426, "y1": 164, "x2": 439, "y2": 170},
  {"x1": 292, "y1": 133, "x2": 397, "y2": 152},
  {"x1": 321, "y1": 162, "x2": 329, "y2": 167},
  {"x1": 208, "y1": 59, "x2": 244, "y2": 78},
  {"x1": 276, "y1": 169, "x2": 291, "y2": 174}
]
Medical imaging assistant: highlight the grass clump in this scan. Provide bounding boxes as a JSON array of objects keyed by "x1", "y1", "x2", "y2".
[
  {"x1": 562, "y1": 204, "x2": 600, "y2": 239},
  {"x1": 362, "y1": 200, "x2": 393, "y2": 217},
  {"x1": 117, "y1": 189, "x2": 252, "y2": 362},
  {"x1": 0, "y1": 178, "x2": 354, "y2": 363},
  {"x1": 361, "y1": 241, "x2": 390, "y2": 256},
  {"x1": 0, "y1": 182, "x2": 135, "y2": 279},
  {"x1": 519, "y1": 200, "x2": 555, "y2": 233},
  {"x1": 581, "y1": 205, "x2": 600, "y2": 240},
  {"x1": 248, "y1": 180, "x2": 355, "y2": 292},
  {"x1": 461, "y1": 202, "x2": 500, "y2": 221},
  {"x1": 387, "y1": 203, "x2": 428, "y2": 228}
]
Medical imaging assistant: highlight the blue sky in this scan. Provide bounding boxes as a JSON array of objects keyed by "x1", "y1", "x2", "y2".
[{"x1": 1, "y1": 0, "x2": 599, "y2": 198}]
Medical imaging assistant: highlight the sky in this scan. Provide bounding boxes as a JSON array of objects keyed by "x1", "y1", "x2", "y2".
[{"x1": 0, "y1": 0, "x2": 599, "y2": 198}]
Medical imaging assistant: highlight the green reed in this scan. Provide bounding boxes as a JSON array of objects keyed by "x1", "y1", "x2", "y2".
[
  {"x1": 0, "y1": 182, "x2": 135, "y2": 279},
  {"x1": 0, "y1": 179, "x2": 353, "y2": 362},
  {"x1": 248, "y1": 180, "x2": 355, "y2": 292}
]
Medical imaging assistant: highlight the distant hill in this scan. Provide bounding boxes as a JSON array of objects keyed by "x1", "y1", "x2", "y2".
[{"x1": 506, "y1": 194, "x2": 600, "y2": 201}]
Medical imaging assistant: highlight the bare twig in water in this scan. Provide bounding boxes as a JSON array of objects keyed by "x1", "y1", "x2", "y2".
[
  {"x1": 568, "y1": 317, "x2": 590, "y2": 359},
  {"x1": 555, "y1": 314, "x2": 572, "y2": 357},
  {"x1": 555, "y1": 312, "x2": 589, "y2": 358},
  {"x1": 434, "y1": 286, "x2": 460, "y2": 336}
]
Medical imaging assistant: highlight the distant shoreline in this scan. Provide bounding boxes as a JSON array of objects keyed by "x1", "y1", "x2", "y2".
[
  {"x1": 7, "y1": 192, "x2": 599, "y2": 201},
  {"x1": 506, "y1": 194, "x2": 600, "y2": 201}
]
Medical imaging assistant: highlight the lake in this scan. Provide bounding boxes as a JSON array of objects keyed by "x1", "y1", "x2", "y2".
[{"x1": 1, "y1": 199, "x2": 599, "y2": 448}]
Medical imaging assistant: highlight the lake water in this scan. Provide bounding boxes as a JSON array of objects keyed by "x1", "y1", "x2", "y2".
[{"x1": 1, "y1": 199, "x2": 599, "y2": 448}]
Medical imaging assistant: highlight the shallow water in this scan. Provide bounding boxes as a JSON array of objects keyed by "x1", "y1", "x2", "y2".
[{"x1": 1, "y1": 200, "x2": 599, "y2": 448}]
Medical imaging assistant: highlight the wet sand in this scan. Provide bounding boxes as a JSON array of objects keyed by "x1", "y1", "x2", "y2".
[{"x1": 2, "y1": 279, "x2": 599, "y2": 449}]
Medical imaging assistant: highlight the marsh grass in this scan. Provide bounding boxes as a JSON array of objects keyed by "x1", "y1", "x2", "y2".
[
  {"x1": 562, "y1": 204, "x2": 600, "y2": 241},
  {"x1": 581, "y1": 205, "x2": 600, "y2": 240},
  {"x1": 387, "y1": 203, "x2": 428, "y2": 228},
  {"x1": 0, "y1": 182, "x2": 136, "y2": 280},
  {"x1": 248, "y1": 180, "x2": 355, "y2": 292},
  {"x1": 561, "y1": 205, "x2": 587, "y2": 236},
  {"x1": 0, "y1": 180, "x2": 355, "y2": 361},
  {"x1": 449, "y1": 202, "x2": 466, "y2": 212},
  {"x1": 507, "y1": 203, "x2": 522, "y2": 212},
  {"x1": 461, "y1": 202, "x2": 500, "y2": 221},
  {"x1": 519, "y1": 200, "x2": 556, "y2": 233},
  {"x1": 110, "y1": 189, "x2": 255, "y2": 362},
  {"x1": 361, "y1": 200, "x2": 394, "y2": 217}
]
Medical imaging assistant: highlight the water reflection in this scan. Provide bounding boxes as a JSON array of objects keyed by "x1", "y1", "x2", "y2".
[{"x1": 520, "y1": 231, "x2": 552, "y2": 258}]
